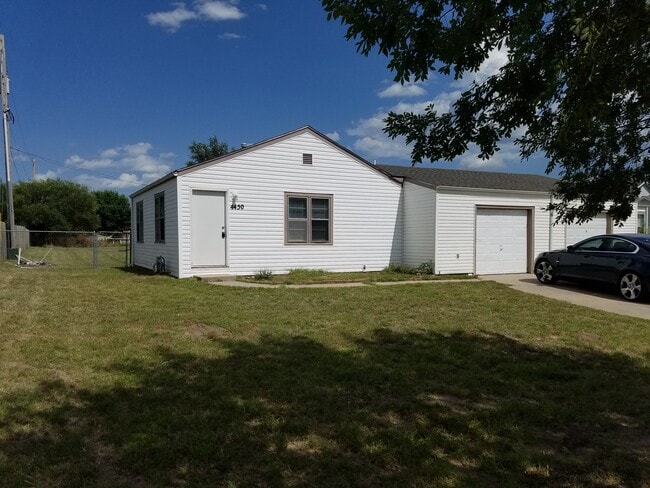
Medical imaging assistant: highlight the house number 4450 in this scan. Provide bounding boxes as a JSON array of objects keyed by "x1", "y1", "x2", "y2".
[{"x1": 230, "y1": 203, "x2": 245, "y2": 210}]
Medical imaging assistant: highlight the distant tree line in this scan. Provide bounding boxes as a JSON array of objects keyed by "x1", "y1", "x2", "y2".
[{"x1": 11, "y1": 179, "x2": 131, "y2": 232}]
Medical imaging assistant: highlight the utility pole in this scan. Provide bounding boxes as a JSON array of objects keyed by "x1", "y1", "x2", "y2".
[
  {"x1": 1, "y1": 34, "x2": 15, "y2": 248},
  {"x1": 32, "y1": 158, "x2": 35, "y2": 181}
]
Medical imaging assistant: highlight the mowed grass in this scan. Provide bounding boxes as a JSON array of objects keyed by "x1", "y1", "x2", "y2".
[
  {"x1": 0, "y1": 260, "x2": 649, "y2": 487},
  {"x1": 16, "y1": 244, "x2": 129, "y2": 269}
]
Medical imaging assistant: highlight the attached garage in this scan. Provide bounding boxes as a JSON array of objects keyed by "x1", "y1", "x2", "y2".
[
  {"x1": 565, "y1": 213, "x2": 609, "y2": 245},
  {"x1": 381, "y1": 164, "x2": 556, "y2": 275},
  {"x1": 475, "y1": 208, "x2": 530, "y2": 274}
]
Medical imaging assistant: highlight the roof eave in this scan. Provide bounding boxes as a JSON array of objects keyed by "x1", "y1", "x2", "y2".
[{"x1": 130, "y1": 172, "x2": 178, "y2": 199}]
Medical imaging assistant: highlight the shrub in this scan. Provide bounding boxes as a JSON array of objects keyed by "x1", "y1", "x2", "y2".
[
  {"x1": 416, "y1": 260, "x2": 435, "y2": 275},
  {"x1": 384, "y1": 263, "x2": 416, "y2": 274},
  {"x1": 254, "y1": 269, "x2": 273, "y2": 280}
]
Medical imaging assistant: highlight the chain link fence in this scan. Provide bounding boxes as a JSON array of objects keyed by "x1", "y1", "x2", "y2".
[{"x1": 2, "y1": 228, "x2": 130, "y2": 269}]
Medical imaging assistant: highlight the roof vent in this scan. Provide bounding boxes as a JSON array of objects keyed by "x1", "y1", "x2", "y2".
[{"x1": 302, "y1": 153, "x2": 313, "y2": 165}]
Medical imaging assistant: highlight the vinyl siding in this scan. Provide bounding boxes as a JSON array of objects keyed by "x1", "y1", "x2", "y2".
[
  {"x1": 615, "y1": 202, "x2": 638, "y2": 234},
  {"x1": 402, "y1": 181, "x2": 435, "y2": 267},
  {"x1": 176, "y1": 131, "x2": 402, "y2": 278},
  {"x1": 131, "y1": 179, "x2": 179, "y2": 275},
  {"x1": 434, "y1": 188, "x2": 553, "y2": 274}
]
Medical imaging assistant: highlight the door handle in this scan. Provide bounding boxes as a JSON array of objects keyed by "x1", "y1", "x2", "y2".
[{"x1": 222, "y1": 231, "x2": 226, "y2": 239}]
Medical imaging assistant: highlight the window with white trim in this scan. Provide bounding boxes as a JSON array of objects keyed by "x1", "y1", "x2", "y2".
[
  {"x1": 154, "y1": 192, "x2": 165, "y2": 243},
  {"x1": 286, "y1": 194, "x2": 332, "y2": 244}
]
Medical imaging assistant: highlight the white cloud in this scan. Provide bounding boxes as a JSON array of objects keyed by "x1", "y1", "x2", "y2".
[
  {"x1": 378, "y1": 82, "x2": 426, "y2": 99},
  {"x1": 146, "y1": 3, "x2": 197, "y2": 32},
  {"x1": 65, "y1": 143, "x2": 174, "y2": 190},
  {"x1": 325, "y1": 131, "x2": 340, "y2": 142},
  {"x1": 75, "y1": 173, "x2": 144, "y2": 191},
  {"x1": 219, "y1": 32, "x2": 245, "y2": 40},
  {"x1": 197, "y1": 1, "x2": 246, "y2": 21},
  {"x1": 347, "y1": 110, "x2": 409, "y2": 160},
  {"x1": 455, "y1": 143, "x2": 520, "y2": 170},
  {"x1": 147, "y1": 1, "x2": 245, "y2": 31},
  {"x1": 346, "y1": 88, "x2": 496, "y2": 162},
  {"x1": 257, "y1": 4, "x2": 268, "y2": 11},
  {"x1": 100, "y1": 148, "x2": 119, "y2": 159},
  {"x1": 453, "y1": 45, "x2": 509, "y2": 88},
  {"x1": 35, "y1": 170, "x2": 61, "y2": 181},
  {"x1": 65, "y1": 154, "x2": 114, "y2": 170},
  {"x1": 353, "y1": 136, "x2": 412, "y2": 160}
]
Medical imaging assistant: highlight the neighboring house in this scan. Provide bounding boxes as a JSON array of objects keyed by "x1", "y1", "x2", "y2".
[
  {"x1": 130, "y1": 126, "x2": 637, "y2": 278},
  {"x1": 130, "y1": 127, "x2": 403, "y2": 278},
  {"x1": 637, "y1": 183, "x2": 650, "y2": 233},
  {"x1": 379, "y1": 165, "x2": 636, "y2": 275}
]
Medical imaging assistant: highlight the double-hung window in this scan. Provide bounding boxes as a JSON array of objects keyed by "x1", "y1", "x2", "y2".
[
  {"x1": 286, "y1": 193, "x2": 332, "y2": 244},
  {"x1": 154, "y1": 192, "x2": 165, "y2": 243},
  {"x1": 135, "y1": 201, "x2": 144, "y2": 243}
]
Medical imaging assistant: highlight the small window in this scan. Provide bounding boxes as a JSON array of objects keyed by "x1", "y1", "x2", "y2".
[
  {"x1": 302, "y1": 153, "x2": 313, "y2": 165},
  {"x1": 135, "y1": 201, "x2": 144, "y2": 243},
  {"x1": 286, "y1": 193, "x2": 332, "y2": 244},
  {"x1": 154, "y1": 192, "x2": 165, "y2": 243},
  {"x1": 574, "y1": 237, "x2": 605, "y2": 251},
  {"x1": 609, "y1": 238, "x2": 637, "y2": 253},
  {"x1": 638, "y1": 211, "x2": 646, "y2": 233}
]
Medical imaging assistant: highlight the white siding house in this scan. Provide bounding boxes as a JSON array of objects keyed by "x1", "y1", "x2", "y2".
[
  {"x1": 130, "y1": 126, "x2": 637, "y2": 278},
  {"x1": 131, "y1": 127, "x2": 402, "y2": 278}
]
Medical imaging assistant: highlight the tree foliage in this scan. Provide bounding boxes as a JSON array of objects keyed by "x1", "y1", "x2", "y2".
[
  {"x1": 322, "y1": 0, "x2": 649, "y2": 223},
  {"x1": 94, "y1": 190, "x2": 131, "y2": 230},
  {"x1": 187, "y1": 136, "x2": 231, "y2": 166},
  {"x1": 14, "y1": 179, "x2": 100, "y2": 231}
]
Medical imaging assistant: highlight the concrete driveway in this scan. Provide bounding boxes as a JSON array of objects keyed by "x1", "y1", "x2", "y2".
[{"x1": 483, "y1": 274, "x2": 650, "y2": 320}]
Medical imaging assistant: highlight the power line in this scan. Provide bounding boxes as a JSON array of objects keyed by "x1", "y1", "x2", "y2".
[
  {"x1": 10, "y1": 147, "x2": 28, "y2": 181},
  {"x1": 11, "y1": 146, "x2": 126, "y2": 182}
]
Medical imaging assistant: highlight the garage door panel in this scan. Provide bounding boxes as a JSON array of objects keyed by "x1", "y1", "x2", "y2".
[
  {"x1": 566, "y1": 214, "x2": 607, "y2": 245},
  {"x1": 476, "y1": 209, "x2": 528, "y2": 275}
]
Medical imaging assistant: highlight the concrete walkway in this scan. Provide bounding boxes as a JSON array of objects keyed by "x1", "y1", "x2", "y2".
[{"x1": 484, "y1": 274, "x2": 650, "y2": 320}]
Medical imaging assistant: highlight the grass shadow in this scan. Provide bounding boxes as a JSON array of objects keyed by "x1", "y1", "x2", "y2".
[
  {"x1": 1, "y1": 329, "x2": 648, "y2": 487},
  {"x1": 116, "y1": 265, "x2": 158, "y2": 276}
]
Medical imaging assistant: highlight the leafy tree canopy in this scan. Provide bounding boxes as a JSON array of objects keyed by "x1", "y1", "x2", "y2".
[
  {"x1": 187, "y1": 136, "x2": 231, "y2": 166},
  {"x1": 14, "y1": 179, "x2": 100, "y2": 231},
  {"x1": 322, "y1": 0, "x2": 649, "y2": 223},
  {"x1": 94, "y1": 190, "x2": 131, "y2": 231}
]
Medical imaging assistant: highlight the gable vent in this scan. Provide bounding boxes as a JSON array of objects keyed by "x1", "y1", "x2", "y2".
[{"x1": 302, "y1": 153, "x2": 313, "y2": 165}]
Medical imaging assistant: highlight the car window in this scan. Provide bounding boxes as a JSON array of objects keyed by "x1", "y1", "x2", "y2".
[
  {"x1": 609, "y1": 238, "x2": 637, "y2": 253},
  {"x1": 574, "y1": 237, "x2": 605, "y2": 251}
]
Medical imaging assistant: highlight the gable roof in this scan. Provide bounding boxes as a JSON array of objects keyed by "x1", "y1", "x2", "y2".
[
  {"x1": 131, "y1": 126, "x2": 396, "y2": 198},
  {"x1": 377, "y1": 164, "x2": 557, "y2": 193}
]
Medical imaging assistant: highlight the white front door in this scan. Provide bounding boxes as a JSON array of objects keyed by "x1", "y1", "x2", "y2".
[
  {"x1": 475, "y1": 208, "x2": 528, "y2": 274},
  {"x1": 191, "y1": 190, "x2": 226, "y2": 267}
]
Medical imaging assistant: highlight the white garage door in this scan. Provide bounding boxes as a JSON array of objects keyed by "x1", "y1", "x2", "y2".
[
  {"x1": 476, "y1": 208, "x2": 528, "y2": 274},
  {"x1": 566, "y1": 213, "x2": 608, "y2": 246}
]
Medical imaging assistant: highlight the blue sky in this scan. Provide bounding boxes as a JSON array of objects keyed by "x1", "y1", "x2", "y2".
[{"x1": 0, "y1": 0, "x2": 549, "y2": 194}]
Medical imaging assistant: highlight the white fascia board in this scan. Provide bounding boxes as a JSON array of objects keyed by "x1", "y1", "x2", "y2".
[{"x1": 435, "y1": 185, "x2": 552, "y2": 196}]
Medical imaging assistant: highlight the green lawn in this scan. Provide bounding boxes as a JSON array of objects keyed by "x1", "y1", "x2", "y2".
[
  {"x1": 0, "y1": 262, "x2": 648, "y2": 487},
  {"x1": 237, "y1": 267, "x2": 474, "y2": 284},
  {"x1": 15, "y1": 244, "x2": 129, "y2": 269}
]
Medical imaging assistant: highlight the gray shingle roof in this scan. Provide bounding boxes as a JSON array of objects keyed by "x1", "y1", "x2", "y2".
[{"x1": 378, "y1": 164, "x2": 557, "y2": 192}]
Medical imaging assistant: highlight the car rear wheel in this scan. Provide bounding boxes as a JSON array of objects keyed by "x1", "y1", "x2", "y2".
[
  {"x1": 535, "y1": 259, "x2": 557, "y2": 284},
  {"x1": 619, "y1": 272, "x2": 644, "y2": 301}
]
